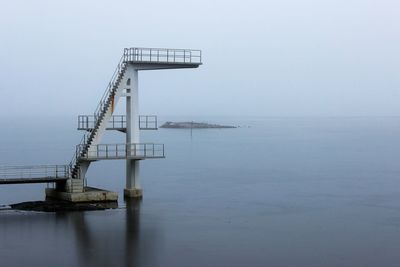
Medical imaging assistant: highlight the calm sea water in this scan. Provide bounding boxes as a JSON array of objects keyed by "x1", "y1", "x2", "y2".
[{"x1": 1, "y1": 116, "x2": 400, "y2": 267}]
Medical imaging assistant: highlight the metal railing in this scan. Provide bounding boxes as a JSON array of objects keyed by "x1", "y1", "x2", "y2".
[
  {"x1": 69, "y1": 132, "x2": 91, "y2": 178},
  {"x1": 93, "y1": 55, "x2": 126, "y2": 121},
  {"x1": 0, "y1": 165, "x2": 70, "y2": 180},
  {"x1": 123, "y1": 47, "x2": 202, "y2": 64},
  {"x1": 139, "y1": 115, "x2": 157, "y2": 130},
  {"x1": 78, "y1": 115, "x2": 157, "y2": 130},
  {"x1": 78, "y1": 115, "x2": 125, "y2": 130},
  {"x1": 76, "y1": 143, "x2": 165, "y2": 160}
]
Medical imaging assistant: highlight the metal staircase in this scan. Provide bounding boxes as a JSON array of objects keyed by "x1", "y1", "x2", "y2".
[{"x1": 70, "y1": 55, "x2": 128, "y2": 178}]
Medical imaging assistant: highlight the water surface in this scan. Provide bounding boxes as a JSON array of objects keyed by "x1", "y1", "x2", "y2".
[{"x1": 1, "y1": 117, "x2": 400, "y2": 267}]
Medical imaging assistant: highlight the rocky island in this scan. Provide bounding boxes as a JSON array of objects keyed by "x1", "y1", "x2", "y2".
[{"x1": 160, "y1": 121, "x2": 236, "y2": 129}]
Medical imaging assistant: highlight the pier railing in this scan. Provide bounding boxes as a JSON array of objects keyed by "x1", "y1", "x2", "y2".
[
  {"x1": 0, "y1": 165, "x2": 70, "y2": 180},
  {"x1": 123, "y1": 47, "x2": 202, "y2": 64},
  {"x1": 76, "y1": 143, "x2": 165, "y2": 160}
]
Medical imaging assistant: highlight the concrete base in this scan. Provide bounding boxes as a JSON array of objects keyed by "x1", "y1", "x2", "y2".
[
  {"x1": 45, "y1": 187, "x2": 118, "y2": 203},
  {"x1": 124, "y1": 188, "x2": 143, "y2": 198}
]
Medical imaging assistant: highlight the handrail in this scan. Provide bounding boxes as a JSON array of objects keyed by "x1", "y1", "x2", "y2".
[
  {"x1": 76, "y1": 143, "x2": 165, "y2": 159},
  {"x1": 139, "y1": 115, "x2": 158, "y2": 129},
  {"x1": 69, "y1": 131, "x2": 90, "y2": 177},
  {"x1": 93, "y1": 54, "x2": 126, "y2": 120},
  {"x1": 0, "y1": 165, "x2": 70, "y2": 179},
  {"x1": 78, "y1": 115, "x2": 157, "y2": 130},
  {"x1": 123, "y1": 47, "x2": 202, "y2": 64}
]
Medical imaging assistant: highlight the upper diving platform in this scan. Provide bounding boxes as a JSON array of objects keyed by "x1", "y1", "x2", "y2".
[{"x1": 123, "y1": 47, "x2": 202, "y2": 70}]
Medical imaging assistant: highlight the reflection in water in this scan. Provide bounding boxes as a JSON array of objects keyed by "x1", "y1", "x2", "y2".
[
  {"x1": 6, "y1": 117, "x2": 400, "y2": 266},
  {"x1": 70, "y1": 199, "x2": 159, "y2": 267},
  {"x1": 124, "y1": 199, "x2": 141, "y2": 267},
  {"x1": 0, "y1": 200, "x2": 161, "y2": 267}
]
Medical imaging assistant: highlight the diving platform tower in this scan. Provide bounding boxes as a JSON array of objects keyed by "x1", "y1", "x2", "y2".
[
  {"x1": 50, "y1": 47, "x2": 201, "y2": 201},
  {"x1": 0, "y1": 47, "x2": 201, "y2": 201}
]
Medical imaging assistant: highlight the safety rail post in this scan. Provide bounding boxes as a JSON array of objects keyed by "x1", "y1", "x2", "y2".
[{"x1": 150, "y1": 48, "x2": 152, "y2": 61}]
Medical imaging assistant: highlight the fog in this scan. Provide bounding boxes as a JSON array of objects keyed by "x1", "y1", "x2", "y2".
[{"x1": 0, "y1": 0, "x2": 399, "y2": 117}]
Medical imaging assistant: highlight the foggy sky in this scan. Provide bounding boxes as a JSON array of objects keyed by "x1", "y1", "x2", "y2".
[{"x1": 0, "y1": 0, "x2": 399, "y2": 117}]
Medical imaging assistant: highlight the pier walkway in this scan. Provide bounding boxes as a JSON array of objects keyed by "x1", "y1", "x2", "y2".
[{"x1": 0, "y1": 165, "x2": 69, "y2": 184}]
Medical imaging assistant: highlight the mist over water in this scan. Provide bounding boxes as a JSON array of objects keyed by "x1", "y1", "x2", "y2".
[{"x1": 1, "y1": 116, "x2": 400, "y2": 267}]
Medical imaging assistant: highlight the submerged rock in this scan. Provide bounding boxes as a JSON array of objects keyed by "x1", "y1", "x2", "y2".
[{"x1": 10, "y1": 200, "x2": 118, "y2": 212}]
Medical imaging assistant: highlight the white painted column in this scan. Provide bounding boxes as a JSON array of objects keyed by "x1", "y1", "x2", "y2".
[
  {"x1": 79, "y1": 162, "x2": 90, "y2": 181},
  {"x1": 124, "y1": 67, "x2": 142, "y2": 198}
]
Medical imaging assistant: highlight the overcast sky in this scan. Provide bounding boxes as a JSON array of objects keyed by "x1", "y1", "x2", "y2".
[{"x1": 0, "y1": 0, "x2": 399, "y2": 117}]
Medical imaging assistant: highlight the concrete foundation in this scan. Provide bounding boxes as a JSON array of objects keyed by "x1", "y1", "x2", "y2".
[
  {"x1": 45, "y1": 187, "x2": 118, "y2": 203},
  {"x1": 124, "y1": 188, "x2": 143, "y2": 198}
]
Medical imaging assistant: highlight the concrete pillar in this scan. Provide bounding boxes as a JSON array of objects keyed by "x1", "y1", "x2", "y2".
[
  {"x1": 124, "y1": 68, "x2": 142, "y2": 198},
  {"x1": 79, "y1": 162, "x2": 90, "y2": 181}
]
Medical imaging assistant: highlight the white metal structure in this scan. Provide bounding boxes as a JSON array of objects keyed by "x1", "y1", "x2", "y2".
[
  {"x1": 0, "y1": 47, "x2": 201, "y2": 199},
  {"x1": 71, "y1": 47, "x2": 202, "y2": 197}
]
